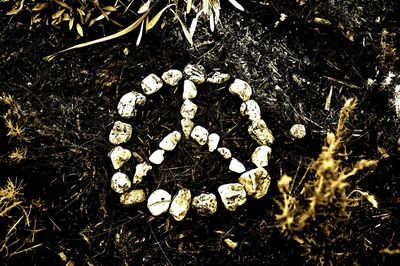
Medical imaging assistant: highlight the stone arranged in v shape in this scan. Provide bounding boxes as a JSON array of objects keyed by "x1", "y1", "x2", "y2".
[{"x1": 108, "y1": 64, "x2": 274, "y2": 221}]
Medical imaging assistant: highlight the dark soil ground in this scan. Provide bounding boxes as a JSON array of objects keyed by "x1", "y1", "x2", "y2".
[{"x1": 1, "y1": 0, "x2": 399, "y2": 265}]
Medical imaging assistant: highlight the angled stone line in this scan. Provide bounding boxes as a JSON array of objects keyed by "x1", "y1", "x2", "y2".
[{"x1": 108, "y1": 64, "x2": 275, "y2": 221}]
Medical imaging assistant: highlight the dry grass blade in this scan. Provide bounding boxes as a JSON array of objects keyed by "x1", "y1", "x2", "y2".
[
  {"x1": 186, "y1": 0, "x2": 192, "y2": 13},
  {"x1": 170, "y1": 10, "x2": 193, "y2": 46},
  {"x1": 227, "y1": 0, "x2": 244, "y2": 11},
  {"x1": 43, "y1": 9, "x2": 152, "y2": 61},
  {"x1": 146, "y1": 4, "x2": 175, "y2": 31}
]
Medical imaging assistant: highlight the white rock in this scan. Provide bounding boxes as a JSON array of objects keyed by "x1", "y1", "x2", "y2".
[
  {"x1": 180, "y1": 99, "x2": 198, "y2": 119},
  {"x1": 191, "y1": 126, "x2": 209, "y2": 145},
  {"x1": 111, "y1": 172, "x2": 131, "y2": 194},
  {"x1": 141, "y1": 74, "x2": 163, "y2": 95},
  {"x1": 290, "y1": 124, "x2": 306, "y2": 139},
  {"x1": 251, "y1": 145, "x2": 272, "y2": 167},
  {"x1": 149, "y1": 149, "x2": 165, "y2": 165},
  {"x1": 229, "y1": 79, "x2": 252, "y2": 101},
  {"x1": 108, "y1": 146, "x2": 132, "y2": 169},
  {"x1": 217, "y1": 147, "x2": 232, "y2": 159},
  {"x1": 240, "y1": 100, "x2": 261, "y2": 121},
  {"x1": 161, "y1": 69, "x2": 183, "y2": 86},
  {"x1": 117, "y1": 91, "x2": 146, "y2": 118},
  {"x1": 147, "y1": 189, "x2": 172, "y2": 216},
  {"x1": 184, "y1": 64, "x2": 206, "y2": 84},
  {"x1": 159, "y1": 131, "x2": 182, "y2": 151},
  {"x1": 120, "y1": 189, "x2": 146, "y2": 206},
  {"x1": 229, "y1": 158, "x2": 246, "y2": 173},
  {"x1": 207, "y1": 72, "x2": 230, "y2": 84},
  {"x1": 238, "y1": 168, "x2": 271, "y2": 199},
  {"x1": 183, "y1": 80, "x2": 197, "y2": 99},
  {"x1": 109, "y1": 121, "x2": 133, "y2": 145},
  {"x1": 181, "y1": 118, "x2": 195, "y2": 139},
  {"x1": 218, "y1": 183, "x2": 247, "y2": 211},
  {"x1": 169, "y1": 188, "x2": 192, "y2": 221},
  {"x1": 192, "y1": 193, "x2": 218, "y2": 216},
  {"x1": 133, "y1": 162, "x2": 152, "y2": 184},
  {"x1": 248, "y1": 119, "x2": 275, "y2": 145},
  {"x1": 207, "y1": 133, "x2": 220, "y2": 152}
]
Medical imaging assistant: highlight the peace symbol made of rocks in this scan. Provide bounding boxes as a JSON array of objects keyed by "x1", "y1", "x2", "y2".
[{"x1": 108, "y1": 64, "x2": 274, "y2": 221}]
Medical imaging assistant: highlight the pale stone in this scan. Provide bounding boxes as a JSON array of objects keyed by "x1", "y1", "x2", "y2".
[
  {"x1": 181, "y1": 118, "x2": 195, "y2": 139},
  {"x1": 240, "y1": 100, "x2": 261, "y2": 121},
  {"x1": 147, "y1": 189, "x2": 172, "y2": 216},
  {"x1": 290, "y1": 124, "x2": 306, "y2": 139},
  {"x1": 141, "y1": 74, "x2": 163, "y2": 95},
  {"x1": 159, "y1": 131, "x2": 182, "y2": 151},
  {"x1": 120, "y1": 189, "x2": 146, "y2": 206},
  {"x1": 117, "y1": 91, "x2": 146, "y2": 118},
  {"x1": 191, "y1": 126, "x2": 209, "y2": 146},
  {"x1": 161, "y1": 69, "x2": 183, "y2": 86},
  {"x1": 251, "y1": 145, "x2": 272, "y2": 167},
  {"x1": 207, "y1": 72, "x2": 230, "y2": 84},
  {"x1": 248, "y1": 119, "x2": 275, "y2": 145},
  {"x1": 108, "y1": 146, "x2": 132, "y2": 170},
  {"x1": 169, "y1": 188, "x2": 192, "y2": 221},
  {"x1": 183, "y1": 80, "x2": 197, "y2": 99},
  {"x1": 207, "y1": 133, "x2": 220, "y2": 152},
  {"x1": 218, "y1": 183, "x2": 247, "y2": 211},
  {"x1": 192, "y1": 193, "x2": 217, "y2": 216},
  {"x1": 133, "y1": 162, "x2": 153, "y2": 184},
  {"x1": 217, "y1": 147, "x2": 232, "y2": 159},
  {"x1": 111, "y1": 172, "x2": 131, "y2": 194},
  {"x1": 238, "y1": 167, "x2": 271, "y2": 199},
  {"x1": 229, "y1": 158, "x2": 246, "y2": 173},
  {"x1": 149, "y1": 149, "x2": 165, "y2": 165},
  {"x1": 109, "y1": 121, "x2": 132, "y2": 145},
  {"x1": 180, "y1": 99, "x2": 198, "y2": 119},
  {"x1": 183, "y1": 64, "x2": 206, "y2": 84},
  {"x1": 229, "y1": 79, "x2": 252, "y2": 101}
]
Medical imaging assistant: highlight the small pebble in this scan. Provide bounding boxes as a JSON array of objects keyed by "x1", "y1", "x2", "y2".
[
  {"x1": 183, "y1": 80, "x2": 198, "y2": 99},
  {"x1": 184, "y1": 64, "x2": 206, "y2": 84},
  {"x1": 111, "y1": 172, "x2": 131, "y2": 194},
  {"x1": 149, "y1": 149, "x2": 165, "y2": 165},
  {"x1": 192, "y1": 193, "x2": 218, "y2": 216},
  {"x1": 180, "y1": 99, "x2": 198, "y2": 119},
  {"x1": 161, "y1": 69, "x2": 183, "y2": 86},
  {"x1": 109, "y1": 121, "x2": 133, "y2": 145},
  {"x1": 207, "y1": 133, "x2": 220, "y2": 152},
  {"x1": 147, "y1": 189, "x2": 172, "y2": 216},
  {"x1": 217, "y1": 147, "x2": 232, "y2": 159},
  {"x1": 120, "y1": 189, "x2": 146, "y2": 206},
  {"x1": 290, "y1": 124, "x2": 306, "y2": 139},
  {"x1": 181, "y1": 118, "x2": 195, "y2": 139},
  {"x1": 191, "y1": 125, "x2": 209, "y2": 145},
  {"x1": 251, "y1": 145, "x2": 272, "y2": 167},
  {"x1": 229, "y1": 158, "x2": 246, "y2": 173},
  {"x1": 159, "y1": 131, "x2": 182, "y2": 151},
  {"x1": 133, "y1": 162, "x2": 153, "y2": 184},
  {"x1": 141, "y1": 74, "x2": 163, "y2": 95},
  {"x1": 238, "y1": 167, "x2": 271, "y2": 199},
  {"x1": 229, "y1": 79, "x2": 252, "y2": 101},
  {"x1": 108, "y1": 146, "x2": 132, "y2": 170},
  {"x1": 117, "y1": 91, "x2": 146, "y2": 118},
  {"x1": 169, "y1": 188, "x2": 192, "y2": 221},
  {"x1": 218, "y1": 183, "x2": 247, "y2": 211},
  {"x1": 240, "y1": 100, "x2": 261, "y2": 121},
  {"x1": 248, "y1": 119, "x2": 275, "y2": 145},
  {"x1": 207, "y1": 72, "x2": 230, "y2": 84}
]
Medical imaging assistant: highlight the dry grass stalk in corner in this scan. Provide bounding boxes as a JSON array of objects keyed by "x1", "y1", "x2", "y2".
[{"x1": 275, "y1": 98, "x2": 379, "y2": 263}]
